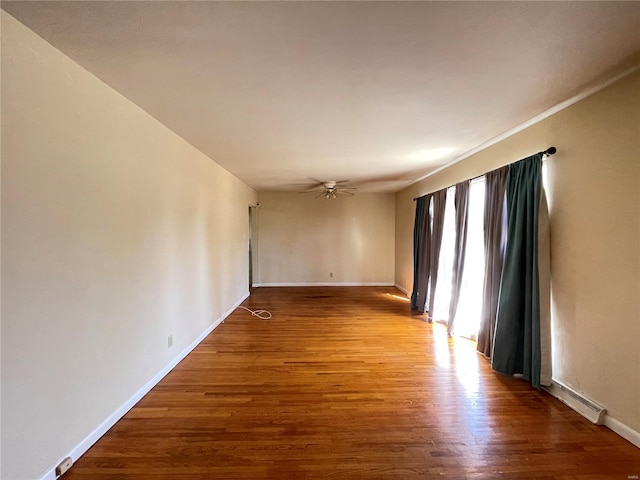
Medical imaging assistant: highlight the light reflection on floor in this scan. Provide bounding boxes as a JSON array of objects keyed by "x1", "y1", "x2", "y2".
[
  {"x1": 453, "y1": 335, "x2": 481, "y2": 396},
  {"x1": 384, "y1": 292, "x2": 411, "y2": 302},
  {"x1": 428, "y1": 320, "x2": 494, "y2": 461},
  {"x1": 432, "y1": 322, "x2": 452, "y2": 369},
  {"x1": 385, "y1": 290, "x2": 485, "y2": 432},
  {"x1": 432, "y1": 322, "x2": 481, "y2": 396},
  {"x1": 430, "y1": 320, "x2": 488, "y2": 449}
]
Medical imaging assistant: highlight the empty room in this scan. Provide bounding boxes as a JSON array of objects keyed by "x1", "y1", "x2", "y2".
[{"x1": 1, "y1": 1, "x2": 639, "y2": 479}]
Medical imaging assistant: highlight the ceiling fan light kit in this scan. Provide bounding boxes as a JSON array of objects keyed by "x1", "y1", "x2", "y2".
[{"x1": 322, "y1": 190, "x2": 338, "y2": 200}]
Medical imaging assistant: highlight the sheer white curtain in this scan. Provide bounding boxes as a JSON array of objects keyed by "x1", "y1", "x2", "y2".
[
  {"x1": 432, "y1": 187, "x2": 455, "y2": 323},
  {"x1": 430, "y1": 179, "x2": 487, "y2": 339},
  {"x1": 453, "y1": 178, "x2": 485, "y2": 339}
]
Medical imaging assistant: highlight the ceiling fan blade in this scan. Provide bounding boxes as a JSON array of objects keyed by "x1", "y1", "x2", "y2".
[
  {"x1": 297, "y1": 179, "x2": 356, "y2": 198},
  {"x1": 299, "y1": 181, "x2": 327, "y2": 191}
]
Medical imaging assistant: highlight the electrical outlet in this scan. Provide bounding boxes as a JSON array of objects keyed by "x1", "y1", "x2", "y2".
[
  {"x1": 55, "y1": 457, "x2": 73, "y2": 476},
  {"x1": 168, "y1": 334, "x2": 173, "y2": 348}
]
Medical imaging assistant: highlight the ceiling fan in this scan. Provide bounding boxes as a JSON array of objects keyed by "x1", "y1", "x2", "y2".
[{"x1": 298, "y1": 180, "x2": 357, "y2": 200}]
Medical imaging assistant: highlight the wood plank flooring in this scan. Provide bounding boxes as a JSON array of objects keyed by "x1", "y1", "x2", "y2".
[{"x1": 64, "y1": 287, "x2": 639, "y2": 479}]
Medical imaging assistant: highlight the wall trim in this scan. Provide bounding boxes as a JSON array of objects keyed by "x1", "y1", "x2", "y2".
[
  {"x1": 253, "y1": 282, "x2": 395, "y2": 287},
  {"x1": 604, "y1": 414, "x2": 640, "y2": 449},
  {"x1": 413, "y1": 63, "x2": 640, "y2": 185},
  {"x1": 37, "y1": 291, "x2": 250, "y2": 480}
]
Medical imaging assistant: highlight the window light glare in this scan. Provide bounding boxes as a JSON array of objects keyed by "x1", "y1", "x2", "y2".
[{"x1": 408, "y1": 147, "x2": 456, "y2": 163}]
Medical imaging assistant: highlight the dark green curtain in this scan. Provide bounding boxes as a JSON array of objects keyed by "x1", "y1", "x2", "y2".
[
  {"x1": 492, "y1": 153, "x2": 543, "y2": 388},
  {"x1": 411, "y1": 195, "x2": 431, "y2": 311}
]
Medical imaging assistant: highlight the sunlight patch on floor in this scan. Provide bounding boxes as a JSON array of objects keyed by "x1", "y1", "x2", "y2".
[
  {"x1": 431, "y1": 321, "x2": 481, "y2": 397},
  {"x1": 384, "y1": 292, "x2": 411, "y2": 302}
]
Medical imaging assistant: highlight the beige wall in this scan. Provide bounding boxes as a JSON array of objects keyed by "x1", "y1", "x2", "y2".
[
  {"x1": 396, "y1": 71, "x2": 640, "y2": 434},
  {"x1": 256, "y1": 192, "x2": 395, "y2": 285},
  {"x1": 1, "y1": 12, "x2": 257, "y2": 480}
]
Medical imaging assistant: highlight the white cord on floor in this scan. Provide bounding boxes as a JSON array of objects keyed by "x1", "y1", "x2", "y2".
[{"x1": 238, "y1": 306, "x2": 272, "y2": 320}]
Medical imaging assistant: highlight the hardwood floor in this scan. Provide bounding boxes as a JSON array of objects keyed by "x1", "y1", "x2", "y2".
[{"x1": 65, "y1": 287, "x2": 639, "y2": 479}]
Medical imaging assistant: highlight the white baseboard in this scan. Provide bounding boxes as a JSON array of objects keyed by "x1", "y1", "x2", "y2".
[
  {"x1": 38, "y1": 292, "x2": 250, "y2": 480},
  {"x1": 604, "y1": 414, "x2": 640, "y2": 448},
  {"x1": 394, "y1": 284, "x2": 410, "y2": 296},
  {"x1": 253, "y1": 282, "x2": 395, "y2": 287}
]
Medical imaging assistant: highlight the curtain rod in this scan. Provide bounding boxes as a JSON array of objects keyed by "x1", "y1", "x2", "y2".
[{"x1": 412, "y1": 147, "x2": 557, "y2": 201}]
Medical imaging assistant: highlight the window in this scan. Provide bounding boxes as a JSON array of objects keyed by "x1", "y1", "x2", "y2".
[
  {"x1": 429, "y1": 178, "x2": 486, "y2": 340},
  {"x1": 454, "y1": 178, "x2": 485, "y2": 339},
  {"x1": 431, "y1": 186, "x2": 456, "y2": 323}
]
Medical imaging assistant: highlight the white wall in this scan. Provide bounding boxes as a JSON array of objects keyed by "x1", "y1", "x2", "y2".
[
  {"x1": 1, "y1": 12, "x2": 257, "y2": 479},
  {"x1": 396, "y1": 70, "x2": 640, "y2": 437},
  {"x1": 256, "y1": 192, "x2": 395, "y2": 285}
]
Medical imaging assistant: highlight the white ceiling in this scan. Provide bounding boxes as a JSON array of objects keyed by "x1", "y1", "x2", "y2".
[{"x1": 3, "y1": 1, "x2": 640, "y2": 192}]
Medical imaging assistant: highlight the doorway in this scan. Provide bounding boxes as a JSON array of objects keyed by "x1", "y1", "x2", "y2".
[{"x1": 248, "y1": 205, "x2": 257, "y2": 291}]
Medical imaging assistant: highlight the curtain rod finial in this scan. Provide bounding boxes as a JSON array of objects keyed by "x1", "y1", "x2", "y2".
[{"x1": 545, "y1": 146, "x2": 557, "y2": 155}]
